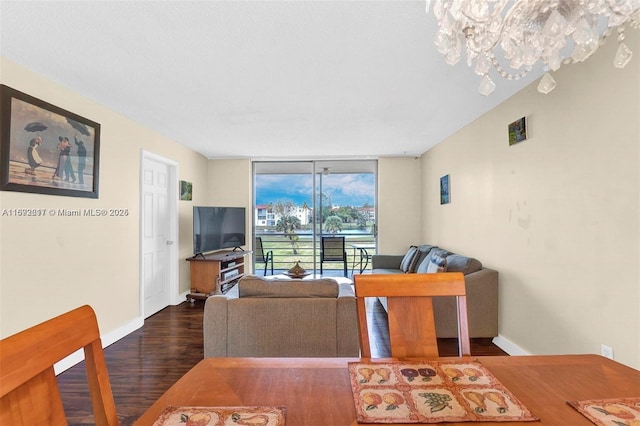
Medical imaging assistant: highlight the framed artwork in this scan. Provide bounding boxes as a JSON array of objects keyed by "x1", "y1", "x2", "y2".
[
  {"x1": 180, "y1": 180, "x2": 192, "y2": 201},
  {"x1": 0, "y1": 85, "x2": 100, "y2": 198},
  {"x1": 508, "y1": 116, "x2": 527, "y2": 146},
  {"x1": 440, "y1": 174, "x2": 450, "y2": 205}
]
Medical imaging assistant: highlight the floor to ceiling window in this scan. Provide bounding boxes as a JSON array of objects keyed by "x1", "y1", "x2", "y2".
[{"x1": 253, "y1": 160, "x2": 377, "y2": 277}]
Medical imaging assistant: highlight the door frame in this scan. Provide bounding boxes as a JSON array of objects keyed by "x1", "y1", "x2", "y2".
[{"x1": 139, "y1": 150, "x2": 180, "y2": 318}]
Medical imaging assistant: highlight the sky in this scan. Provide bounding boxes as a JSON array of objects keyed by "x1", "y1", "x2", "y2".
[{"x1": 255, "y1": 173, "x2": 375, "y2": 208}]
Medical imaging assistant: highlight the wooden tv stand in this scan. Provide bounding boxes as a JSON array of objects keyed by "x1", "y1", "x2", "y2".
[{"x1": 186, "y1": 250, "x2": 251, "y2": 304}]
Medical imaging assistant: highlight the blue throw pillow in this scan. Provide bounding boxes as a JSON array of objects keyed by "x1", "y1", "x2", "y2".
[
  {"x1": 426, "y1": 254, "x2": 447, "y2": 273},
  {"x1": 410, "y1": 245, "x2": 437, "y2": 273},
  {"x1": 415, "y1": 255, "x2": 432, "y2": 274},
  {"x1": 400, "y1": 246, "x2": 418, "y2": 273}
]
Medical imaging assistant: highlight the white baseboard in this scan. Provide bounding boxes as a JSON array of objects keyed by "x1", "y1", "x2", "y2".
[
  {"x1": 492, "y1": 334, "x2": 531, "y2": 356},
  {"x1": 54, "y1": 292, "x2": 189, "y2": 375},
  {"x1": 174, "y1": 290, "x2": 190, "y2": 305},
  {"x1": 54, "y1": 315, "x2": 144, "y2": 375}
]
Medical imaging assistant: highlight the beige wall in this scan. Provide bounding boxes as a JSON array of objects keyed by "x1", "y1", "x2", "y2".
[
  {"x1": 207, "y1": 159, "x2": 253, "y2": 208},
  {"x1": 0, "y1": 57, "x2": 209, "y2": 339},
  {"x1": 206, "y1": 159, "x2": 254, "y2": 271},
  {"x1": 421, "y1": 32, "x2": 640, "y2": 368},
  {"x1": 177, "y1": 158, "x2": 210, "y2": 294},
  {"x1": 377, "y1": 157, "x2": 423, "y2": 253}
]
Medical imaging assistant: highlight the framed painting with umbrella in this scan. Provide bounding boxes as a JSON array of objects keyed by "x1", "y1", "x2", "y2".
[{"x1": 0, "y1": 85, "x2": 100, "y2": 198}]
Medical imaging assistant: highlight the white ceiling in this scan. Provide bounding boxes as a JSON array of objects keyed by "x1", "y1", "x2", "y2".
[{"x1": 0, "y1": 0, "x2": 543, "y2": 160}]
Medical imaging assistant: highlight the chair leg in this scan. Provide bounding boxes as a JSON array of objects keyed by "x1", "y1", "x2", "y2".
[{"x1": 343, "y1": 253, "x2": 348, "y2": 277}]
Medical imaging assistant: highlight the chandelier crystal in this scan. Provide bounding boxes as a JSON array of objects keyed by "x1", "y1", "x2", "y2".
[{"x1": 426, "y1": 0, "x2": 640, "y2": 95}]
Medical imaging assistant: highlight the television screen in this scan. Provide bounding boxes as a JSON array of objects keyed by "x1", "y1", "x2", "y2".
[{"x1": 193, "y1": 206, "x2": 246, "y2": 254}]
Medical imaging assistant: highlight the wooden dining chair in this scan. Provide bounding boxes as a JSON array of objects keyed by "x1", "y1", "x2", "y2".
[
  {"x1": 354, "y1": 273, "x2": 471, "y2": 358},
  {"x1": 0, "y1": 305, "x2": 119, "y2": 425}
]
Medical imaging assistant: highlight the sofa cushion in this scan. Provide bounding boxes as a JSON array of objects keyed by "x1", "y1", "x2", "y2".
[
  {"x1": 428, "y1": 247, "x2": 451, "y2": 260},
  {"x1": 445, "y1": 255, "x2": 483, "y2": 275},
  {"x1": 426, "y1": 254, "x2": 447, "y2": 273},
  {"x1": 416, "y1": 247, "x2": 449, "y2": 272},
  {"x1": 238, "y1": 275, "x2": 339, "y2": 298},
  {"x1": 415, "y1": 256, "x2": 431, "y2": 273},
  {"x1": 410, "y1": 245, "x2": 437, "y2": 273},
  {"x1": 399, "y1": 246, "x2": 419, "y2": 273}
]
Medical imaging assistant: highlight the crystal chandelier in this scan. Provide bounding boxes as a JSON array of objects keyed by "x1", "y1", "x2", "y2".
[{"x1": 425, "y1": 0, "x2": 640, "y2": 95}]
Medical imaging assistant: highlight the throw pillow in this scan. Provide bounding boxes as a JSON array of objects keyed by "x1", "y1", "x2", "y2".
[
  {"x1": 410, "y1": 245, "x2": 437, "y2": 273},
  {"x1": 428, "y1": 247, "x2": 450, "y2": 260},
  {"x1": 399, "y1": 246, "x2": 419, "y2": 273},
  {"x1": 415, "y1": 255, "x2": 432, "y2": 274},
  {"x1": 446, "y1": 255, "x2": 482, "y2": 275},
  {"x1": 426, "y1": 254, "x2": 447, "y2": 273}
]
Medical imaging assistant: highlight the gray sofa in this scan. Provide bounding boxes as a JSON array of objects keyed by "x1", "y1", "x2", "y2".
[
  {"x1": 203, "y1": 275, "x2": 360, "y2": 357},
  {"x1": 371, "y1": 244, "x2": 498, "y2": 338}
]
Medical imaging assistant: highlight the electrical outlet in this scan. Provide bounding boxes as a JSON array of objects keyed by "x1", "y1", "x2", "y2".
[{"x1": 601, "y1": 344, "x2": 614, "y2": 360}]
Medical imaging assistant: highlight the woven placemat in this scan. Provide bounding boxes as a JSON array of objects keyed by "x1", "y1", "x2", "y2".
[
  {"x1": 567, "y1": 397, "x2": 640, "y2": 425},
  {"x1": 349, "y1": 360, "x2": 538, "y2": 423},
  {"x1": 151, "y1": 405, "x2": 285, "y2": 425}
]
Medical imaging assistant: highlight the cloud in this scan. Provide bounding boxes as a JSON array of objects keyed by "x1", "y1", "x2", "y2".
[{"x1": 256, "y1": 173, "x2": 374, "y2": 207}]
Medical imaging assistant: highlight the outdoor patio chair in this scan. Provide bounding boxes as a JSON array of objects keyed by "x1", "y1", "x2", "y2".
[
  {"x1": 320, "y1": 236, "x2": 348, "y2": 277},
  {"x1": 255, "y1": 236, "x2": 273, "y2": 275}
]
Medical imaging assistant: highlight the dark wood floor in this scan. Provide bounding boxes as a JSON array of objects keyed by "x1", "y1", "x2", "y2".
[{"x1": 57, "y1": 298, "x2": 507, "y2": 425}]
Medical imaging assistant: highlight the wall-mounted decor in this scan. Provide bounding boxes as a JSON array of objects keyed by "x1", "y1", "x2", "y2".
[
  {"x1": 180, "y1": 180, "x2": 192, "y2": 201},
  {"x1": 0, "y1": 85, "x2": 100, "y2": 198},
  {"x1": 508, "y1": 116, "x2": 527, "y2": 146},
  {"x1": 440, "y1": 174, "x2": 450, "y2": 205}
]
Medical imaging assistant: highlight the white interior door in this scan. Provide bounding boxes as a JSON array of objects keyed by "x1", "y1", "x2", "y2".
[{"x1": 142, "y1": 157, "x2": 171, "y2": 318}]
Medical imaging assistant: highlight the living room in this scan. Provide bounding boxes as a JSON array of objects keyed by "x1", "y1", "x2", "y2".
[{"x1": 0, "y1": 4, "x2": 638, "y2": 377}]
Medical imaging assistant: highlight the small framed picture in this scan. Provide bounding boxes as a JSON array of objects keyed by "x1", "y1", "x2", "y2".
[
  {"x1": 180, "y1": 180, "x2": 193, "y2": 201},
  {"x1": 440, "y1": 174, "x2": 450, "y2": 205},
  {"x1": 508, "y1": 116, "x2": 527, "y2": 146},
  {"x1": 0, "y1": 85, "x2": 100, "y2": 198}
]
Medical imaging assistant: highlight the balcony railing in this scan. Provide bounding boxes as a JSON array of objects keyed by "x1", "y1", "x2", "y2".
[{"x1": 254, "y1": 232, "x2": 376, "y2": 277}]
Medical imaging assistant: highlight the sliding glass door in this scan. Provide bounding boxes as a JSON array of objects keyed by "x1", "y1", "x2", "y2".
[{"x1": 253, "y1": 160, "x2": 377, "y2": 277}]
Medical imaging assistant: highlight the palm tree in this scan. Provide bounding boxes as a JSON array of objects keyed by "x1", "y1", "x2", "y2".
[
  {"x1": 271, "y1": 201, "x2": 302, "y2": 254},
  {"x1": 324, "y1": 215, "x2": 342, "y2": 234},
  {"x1": 300, "y1": 201, "x2": 311, "y2": 225}
]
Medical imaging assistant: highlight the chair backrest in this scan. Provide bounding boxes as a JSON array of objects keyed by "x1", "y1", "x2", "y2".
[
  {"x1": 255, "y1": 236, "x2": 273, "y2": 274},
  {"x1": 0, "y1": 305, "x2": 118, "y2": 425},
  {"x1": 255, "y1": 236, "x2": 266, "y2": 262},
  {"x1": 321, "y1": 236, "x2": 345, "y2": 261},
  {"x1": 354, "y1": 273, "x2": 470, "y2": 358}
]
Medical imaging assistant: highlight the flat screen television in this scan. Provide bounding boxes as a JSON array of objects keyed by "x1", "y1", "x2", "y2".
[{"x1": 193, "y1": 206, "x2": 246, "y2": 255}]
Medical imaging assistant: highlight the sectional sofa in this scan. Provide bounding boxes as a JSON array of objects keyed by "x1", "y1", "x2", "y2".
[{"x1": 371, "y1": 244, "x2": 499, "y2": 338}]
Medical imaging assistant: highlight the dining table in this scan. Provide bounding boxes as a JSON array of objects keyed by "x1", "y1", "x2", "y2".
[{"x1": 134, "y1": 354, "x2": 640, "y2": 425}]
